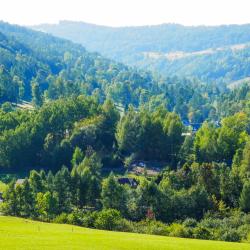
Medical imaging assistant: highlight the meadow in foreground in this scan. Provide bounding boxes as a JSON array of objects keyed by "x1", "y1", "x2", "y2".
[{"x1": 0, "y1": 216, "x2": 249, "y2": 250}]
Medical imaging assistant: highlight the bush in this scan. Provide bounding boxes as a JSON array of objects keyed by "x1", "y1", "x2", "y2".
[
  {"x1": 94, "y1": 209, "x2": 122, "y2": 231},
  {"x1": 237, "y1": 224, "x2": 250, "y2": 241},
  {"x1": 167, "y1": 223, "x2": 191, "y2": 238},
  {"x1": 134, "y1": 220, "x2": 168, "y2": 236},
  {"x1": 53, "y1": 213, "x2": 69, "y2": 224},
  {"x1": 115, "y1": 218, "x2": 134, "y2": 232},
  {"x1": 219, "y1": 228, "x2": 241, "y2": 242},
  {"x1": 183, "y1": 218, "x2": 197, "y2": 228},
  {"x1": 192, "y1": 226, "x2": 212, "y2": 240},
  {"x1": 81, "y1": 211, "x2": 98, "y2": 228},
  {"x1": 67, "y1": 211, "x2": 84, "y2": 226}
]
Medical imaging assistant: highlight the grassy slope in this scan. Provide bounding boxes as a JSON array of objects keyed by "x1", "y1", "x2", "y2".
[{"x1": 0, "y1": 216, "x2": 249, "y2": 250}]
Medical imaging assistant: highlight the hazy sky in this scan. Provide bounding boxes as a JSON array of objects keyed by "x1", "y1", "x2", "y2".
[{"x1": 1, "y1": 0, "x2": 250, "y2": 27}]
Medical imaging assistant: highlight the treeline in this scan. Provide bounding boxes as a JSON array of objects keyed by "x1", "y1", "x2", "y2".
[
  {"x1": 0, "y1": 95, "x2": 249, "y2": 171},
  {"x1": 1, "y1": 153, "x2": 250, "y2": 242},
  {"x1": 35, "y1": 21, "x2": 250, "y2": 56}
]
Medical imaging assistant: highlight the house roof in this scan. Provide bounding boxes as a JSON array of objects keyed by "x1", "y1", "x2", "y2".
[
  {"x1": 117, "y1": 177, "x2": 138, "y2": 187},
  {"x1": 15, "y1": 179, "x2": 25, "y2": 186}
]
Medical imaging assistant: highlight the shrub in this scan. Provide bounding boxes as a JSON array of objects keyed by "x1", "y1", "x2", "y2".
[
  {"x1": 192, "y1": 226, "x2": 212, "y2": 240},
  {"x1": 135, "y1": 220, "x2": 168, "y2": 236},
  {"x1": 94, "y1": 209, "x2": 122, "y2": 231},
  {"x1": 183, "y1": 218, "x2": 197, "y2": 228},
  {"x1": 219, "y1": 228, "x2": 241, "y2": 242},
  {"x1": 81, "y1": 211, "x2": 98, "y2": 228},
  {"x1": 115, "y1": 218, "x2": 134, "y2": 232},
  {"x1": 168, "y1": 223, "x2": 191, "y2": 238},
  {"x1": 53, "y1": 213, "x2": 69, "y2": 224}
]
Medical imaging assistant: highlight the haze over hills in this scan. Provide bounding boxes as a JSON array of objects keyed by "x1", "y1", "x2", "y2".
[{"x1": 33, "y1": 21, "x2": 250, "y2": 85}]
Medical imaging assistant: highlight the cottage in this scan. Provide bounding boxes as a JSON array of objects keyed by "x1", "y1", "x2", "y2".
[
  {"x1": 0, "y1": 192, "x2": 3, "y2": 203},
  {"x1": 15, "y1": 179, "x2": 25, "y2": 187},
  {"x1": 117, "y1": 177, "x2": 138, "y2": 188}
]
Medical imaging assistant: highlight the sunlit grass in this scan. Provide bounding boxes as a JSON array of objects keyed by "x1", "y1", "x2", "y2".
[{"x1": 0, "y1": 216, "x2": 249, "y2": 250}]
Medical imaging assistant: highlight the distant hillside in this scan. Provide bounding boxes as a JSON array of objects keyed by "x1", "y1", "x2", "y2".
[
  {"x1": 33, "y1": 21, "x2": 250, "y2": 84},
  {"x1": 0, "y1": 21, "x2": 157, "y2": 105},
  {"x1": 1, "y1": 21, "x2": 249, "y2": 124}
]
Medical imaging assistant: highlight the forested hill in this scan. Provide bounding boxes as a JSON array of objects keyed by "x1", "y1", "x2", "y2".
[
  {"x1": 0, "y1": 21, "x2": 250, "y2": 124},
  {"x1": 0, "y1": 21, "x2": 130, "y2": 103},
  {"x1": 33, "y1": 21, "x2": 250, "y2": 85}
]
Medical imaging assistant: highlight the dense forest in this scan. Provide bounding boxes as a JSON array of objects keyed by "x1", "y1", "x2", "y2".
[
  {"x1": 1, "y1": 21, "x2": 250, "y2": 123},
  {"x1": 34, "y1": 21, "x2": 250, "y2": 85},
  {"x1": 0, "y1": 22, "x2": 250, "y2": 243}
]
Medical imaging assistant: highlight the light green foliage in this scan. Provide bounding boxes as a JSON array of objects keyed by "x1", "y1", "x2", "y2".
[
  {"x1": 35, "y1": 191, "x2": 58, "y2": 220},
  {"x1": 194, "y1": 112, "x2": 249, "y2": 163},
  {"x1": 0, "y1": 180, "x2": 7, "y2": 192},
  {"x1": 71, "y1": 147, "x2": 85, "y2": 166}
]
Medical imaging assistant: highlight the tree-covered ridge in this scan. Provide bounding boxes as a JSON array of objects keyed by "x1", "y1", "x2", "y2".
[
  {"x1": 33, "y1": 21, "x2": 250, "y2": 84},
  {"x1": 0, "y1": 21, "x2": 155, "y2": 105},
  {"x1": 141, "y1": 46, "x2": 250, "y2": 85},
  {"x1": 34, "y1": 21, "x2": 250, "y2": 54},
  {"x1": 1, "y1": 22, "x2": 250, "y2": 124}
]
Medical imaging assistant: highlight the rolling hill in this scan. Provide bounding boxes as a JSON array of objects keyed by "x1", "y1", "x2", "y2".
[
  {"x1": 0, "y1": 21, "x2": 157, "y2": 106},
  {"x1": 33, "y1": 21, "x2": 250, "y2": 85}
]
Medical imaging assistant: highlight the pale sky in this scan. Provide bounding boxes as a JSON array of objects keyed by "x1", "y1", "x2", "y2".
[{"x1": 1, "y1": 0, "x2": 250, "y2": 27}]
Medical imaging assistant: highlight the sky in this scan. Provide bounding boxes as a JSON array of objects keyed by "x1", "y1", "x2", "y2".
[{"x1": 1, "y1": 0, "x2": 250, "y2": 27}]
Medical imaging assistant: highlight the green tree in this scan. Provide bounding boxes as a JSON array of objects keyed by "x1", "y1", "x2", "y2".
[
  {"x1": 239, "y1": 181, "x2": 250, "y2": 212},
  {"x1": 116, "y1": 106, "x2": 142, "y2": 155},
  {"x1": 240, "y1": 137, "x2": 250, "y2": 180},
  {"x1": 35, "y1": 191, "x2": 58, "y2": 220},
  {"x1": 53, "y1": 166, "x2": 72, "y2": 213},
  {"x1": 31, "y1": 81, "x2": 43, "y2": 107},
  {"x1": 20, "y1": 179, "x2": 35, "y2": 217},
  {"x1": 29, "y1": 170, "x2": 44, "y2": 194},
  {"x1": 194, "y1": 122, "x2": 218, "y2": 162},
  {"x1": 71, "y1": 147, "x2": 84, "y2": 167},
  {"x1": 101, "y1": 173, "x2": 127, "y2": 215},
  {"x1": 1, "y1": 180, "x2": 18, "y2": 216}
]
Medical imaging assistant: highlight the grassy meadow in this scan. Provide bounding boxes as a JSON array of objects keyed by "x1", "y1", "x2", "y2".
[{"x1": 0, "y1": 216, "x2": 249, "y2": 250}]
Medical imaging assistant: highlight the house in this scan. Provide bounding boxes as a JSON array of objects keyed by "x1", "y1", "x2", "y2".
[
  {"x1": 0, "y1": 192, "x2": 3, "y2": 203},
  {"x1": 117, "y1": 177, "x2": 138, "y2": 188},
  {"x1": 15, "y1": 179, "x2": 25, "y2": 187}
]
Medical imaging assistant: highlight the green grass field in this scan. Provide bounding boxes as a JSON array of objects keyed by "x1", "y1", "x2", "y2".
[{"x1": 0, "y1": 216, "x2": 249, "y2": 250}]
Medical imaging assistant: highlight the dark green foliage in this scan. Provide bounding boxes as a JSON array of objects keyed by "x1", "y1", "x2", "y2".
[
  {"x1": 101, "y1": 173, "x2": 127, "y2": 215},
  {"x1": 240, "y1": 181, "x2": 250, "y2": 212}
]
